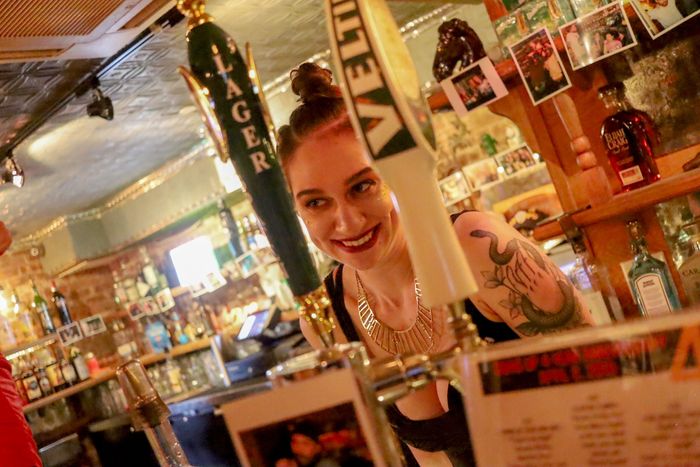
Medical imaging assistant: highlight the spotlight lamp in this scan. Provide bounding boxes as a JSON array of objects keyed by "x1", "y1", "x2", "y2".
[
  {"x1": 86, "y1": 80, "x2": 114, "y2": 121},
  {"x1": 1, "y1": 156, "x2": 24, "y2": 188}
]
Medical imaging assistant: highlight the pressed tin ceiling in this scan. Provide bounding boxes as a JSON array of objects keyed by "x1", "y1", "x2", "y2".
[{"x1": 0, "y1": 0, "x2": 443, "y2": 240}]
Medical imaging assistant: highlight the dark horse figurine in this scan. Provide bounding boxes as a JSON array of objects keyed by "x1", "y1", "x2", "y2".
[{"x1": 432, "y1": 18, "x2": 487, "y2": 82}]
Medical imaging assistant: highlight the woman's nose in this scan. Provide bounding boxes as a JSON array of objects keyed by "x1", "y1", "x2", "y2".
[{"x1": 334, "y1": 202, "x2": 365, "y2": 234}]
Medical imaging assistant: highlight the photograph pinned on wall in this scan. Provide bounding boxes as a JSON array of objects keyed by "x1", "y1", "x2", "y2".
[
  {"x1": 155, "y1": 288, "x2": 176, "y2": 312},
  {"x1": 629, "y1": 0, "x2": 699, "y2": 39},
  {"x1": 441, "y1": 57, "x2": 508, "y2": 117},
  {"x1": 439, "y1": 171, "x2": 471, "y2": 206},
  {"x1": 128, "y1": 303, "x2": 146, "y2": 321},
  {"x1": 462, "y1": 158, "x2": 503, "y2": 191},
  {"x1": 222, "y1": 369, "x2": 387, "y2": 467},
  {"x1": 139, "y1": 297, "x2": 160, "y2": 316},
  {"x1": 559, "y1": 2, "x2": 637, "y2": 70},
  {"x1": 495, "y1": 145, "x2": 539, "y2": 176},
  {"x1": 79, "y1": 315, "x2": 107, "y2": 337},
  {"x1": 509, "y1": 28, "x2": 572, "y2": 106},
  {"x1": 58, "y1": 322, "x2": 84, "y2": 346}
]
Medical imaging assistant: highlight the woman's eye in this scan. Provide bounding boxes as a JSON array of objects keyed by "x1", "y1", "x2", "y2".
[
  {"x1": 305, "y1": 198, "x2": 327, "y2": 209},
  {"x1": 352, "y1": 180, "x2": 375, "y2": 194}
]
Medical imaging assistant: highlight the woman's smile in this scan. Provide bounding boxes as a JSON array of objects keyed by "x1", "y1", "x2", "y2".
[{"x1": 332, "y1": 224, "x2": 381, "y2": 253}]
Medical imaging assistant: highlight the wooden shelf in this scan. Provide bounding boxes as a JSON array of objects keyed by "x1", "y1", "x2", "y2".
[
  {"x1": 23, "y1": 368, "x2": 115, "y2": 413},
  {"x1": 534, "y1": 168, "x2": 700, "y2": 241},
  {"x1": 23, "y1": 338, "x2": 212, "y2": 413}
]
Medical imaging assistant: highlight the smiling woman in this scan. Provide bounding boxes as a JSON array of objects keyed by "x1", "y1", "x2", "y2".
[{"x1": 277, "y1": 62, "x2": 594, "y2": 466}]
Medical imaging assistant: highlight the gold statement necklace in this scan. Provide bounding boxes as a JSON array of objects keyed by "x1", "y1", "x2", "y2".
[{"x1": 355, "y1": 271, "x2": 434, "y2": 355}]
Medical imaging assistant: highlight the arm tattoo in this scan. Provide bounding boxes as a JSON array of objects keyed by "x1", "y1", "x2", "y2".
[{"x1": 471, "y1": 229, "x2": 588, "y2": 336}]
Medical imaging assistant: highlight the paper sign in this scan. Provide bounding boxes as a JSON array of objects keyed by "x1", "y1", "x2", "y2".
[{"x1": 459, "y1": 311, "x2": 700, "y2": 466}]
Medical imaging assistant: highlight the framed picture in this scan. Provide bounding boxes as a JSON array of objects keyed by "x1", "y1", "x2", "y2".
[
  {"x1": 128, "y1": 303, "x2": 146, "y2": 321},
  {"x1": 57, "y1": 322, "x2": 83, "y2": 346},
  {"x1": 138, "y1": 297, "x2": 160, "y2": 316},
  {"x1": 509, "y1": 28, "x2": 572, "y2": 106},
  {"x1": 439, "y1": 171, "x2": 471, "y2": 206},
  {"x1": 79, "y1": 315, "x2": 107, "y2": 337},
  {"x1": 222, "y1": 368, "x2": 390, "y2": 467},
  {"x1": 559, "y1": 2, "x2": 637, "y2": 70},
  {"x1": 495, "y1": 145, "x2": 538, "y2": 175},
  {"x1": 155, "y1": 288, "x2": 176, "y2": 312},
  {"x1": 630, "y1": 0, "x2": 699, "y2": 39},
  {"x1": 463, "y1": 158, "x2": 503, "y2": 191},
  {"x1": 236, "y1": 250, "x2": 261, "y2": 279},
  {"x1": 440, "y1": 57, "x2": 508, "y2": 117}
]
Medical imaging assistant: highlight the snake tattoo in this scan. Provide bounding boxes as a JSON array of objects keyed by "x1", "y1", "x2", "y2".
[{"x1": 471, "y1": 229, "x2": 584, "y2": 336}]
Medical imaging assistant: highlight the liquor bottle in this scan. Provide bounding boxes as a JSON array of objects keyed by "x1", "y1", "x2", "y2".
[
  {"x1": 627, "y1": 220, "x2": 681, "y2": 317},
  {"x1": 11, "y1": 291, "x2": 38, "y2": 342},
  {"x1": 70, "y1": 347, "x2": 91, "y2": 381},
  {"x1": 45, "y1": 353, "x2": 67, "y2": 392},
  {"x1": 598, "y1": 82, "x2": 660, "y2": 192},
  {"x1": 56, "y1": 347, "x2": 78, "y2": 386},
  {"x1": 112, "y1": 268, "x2": 129, "y2": 308},
  {"x1": 139, "y1": 247, "x2": 160, "y2": 290},
  {"x1": 235, "y1": 220, "x2": 249, "y2": 254},
  {"x1": 12, "y1": 360, "x2": 29, "y2": 405},
  {"x1": 36, "y1": 362, "x2": 53, "y2": 397},
  {"x1": 50, "y1": 281, "x2": 73, "y2": 326},
  {"x1": 21, "y1": 358, "x2": 42, "y2": 402},
  {"x1": 566, "y1": 234, "x2": 624, "y2": 324},
  {"x1": 0, "y1": 288, "x2": 17, "y2": 347},
  {"x1": 250, "y1": 214, "x2": 270, "y2": 249},
  {"x1": 218, "y1": 200, "x2": 245, "y2": 258},
  {"x1": 675, "y1": 216, "x2": 700, "y2": 305},
  {"x1": 31, "y1": 281, "x2": 56, "y2": 335},
  {"x1": 241, "y1": 216, "x2": 257, "y2": 250}
]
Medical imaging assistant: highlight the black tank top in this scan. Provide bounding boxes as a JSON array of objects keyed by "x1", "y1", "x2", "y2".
[{"x1": 321, "y1": 212, "x2": 519, "y2": 465}]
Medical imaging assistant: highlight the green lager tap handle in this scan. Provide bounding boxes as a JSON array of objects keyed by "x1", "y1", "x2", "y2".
[{"x1": 177, "y1": 0, "x2": 320, "y2": 297}]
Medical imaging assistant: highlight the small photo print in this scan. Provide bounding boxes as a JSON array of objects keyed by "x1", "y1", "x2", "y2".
[
  {"x1": 495, "y1": 145, "x2": 538, "y2": 175},
  {"x1": 155, "y1": 289, "x2": 176, "y2": 313},
  {"x1": 441, "y1": 57, "x2": 508, "y2": 117},
  {"x1": 223, "y1": 369, "x2": 387, "y2": 467},
  {"x1": 58, "y1": 322, "x2": 84, "y2": 346},
  {"x1": 128, "y1": 303, "x2": 146, "y2": 321},
  {"x1": 463, "y1": 158, "x2": 502, "y2": 190},
  {"x1": 509, "y1": 28, "x2": 572, "y2": 106},
  {"x1": 559, "y1": 2, "x2": 637, "y2": 70},
  {"x1": 239, "y1": 403, "x2": 373, "y2": 467},
  {"x1": 79, "y1": 315, "x2": 107, "y2": 337},
  {"x1": 630, "y1": 0, "x2": 699, "y2": 38},
  {"x1": 439, "y1": 171, "x2": 471, "y2": 206}
]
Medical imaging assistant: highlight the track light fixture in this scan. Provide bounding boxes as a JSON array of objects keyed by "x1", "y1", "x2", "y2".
[
  {"x1": 86, "y1": 78, "x2": 114, "y2": 121},
  {"x1": 1, "y1": 156, "x2": 24, "y2": 188}
]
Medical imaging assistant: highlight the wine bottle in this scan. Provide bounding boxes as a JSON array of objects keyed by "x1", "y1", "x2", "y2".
[
  {"x1": 31, "y1": 281, "x2": 56, "y2": 334},
  {"x1": 57, "y1": 347, "x2": 78, "y2": 386},
  {"x1": 50, "y1": 281, "x2": 73, "y2": 326},
  {"x1": 627, "y1": 220, "x2": 681, "y2": 317}
]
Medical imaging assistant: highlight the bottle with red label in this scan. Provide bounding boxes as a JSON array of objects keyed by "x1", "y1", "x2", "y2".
[{"x1": 598, "y1": 82, "x2": 660, "y2": 192}]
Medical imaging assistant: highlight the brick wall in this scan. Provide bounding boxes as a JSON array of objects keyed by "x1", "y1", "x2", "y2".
[{"x1": 0, "y1": 249, "x2": 119, "y2": 323}]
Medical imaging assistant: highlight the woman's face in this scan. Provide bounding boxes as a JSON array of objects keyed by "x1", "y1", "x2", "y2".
[{"x1": 286, "y1": 129, "x2": 401, "y2": 271}]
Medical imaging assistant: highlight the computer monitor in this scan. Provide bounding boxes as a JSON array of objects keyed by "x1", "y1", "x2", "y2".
[{"x1": 237, "y1": 309, "x2": 271, "y2": 341}]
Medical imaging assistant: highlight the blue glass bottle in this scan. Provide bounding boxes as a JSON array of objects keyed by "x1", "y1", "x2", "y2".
[{"x1": 627, "y1": 221, "x2": 681, "y2": 317}]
